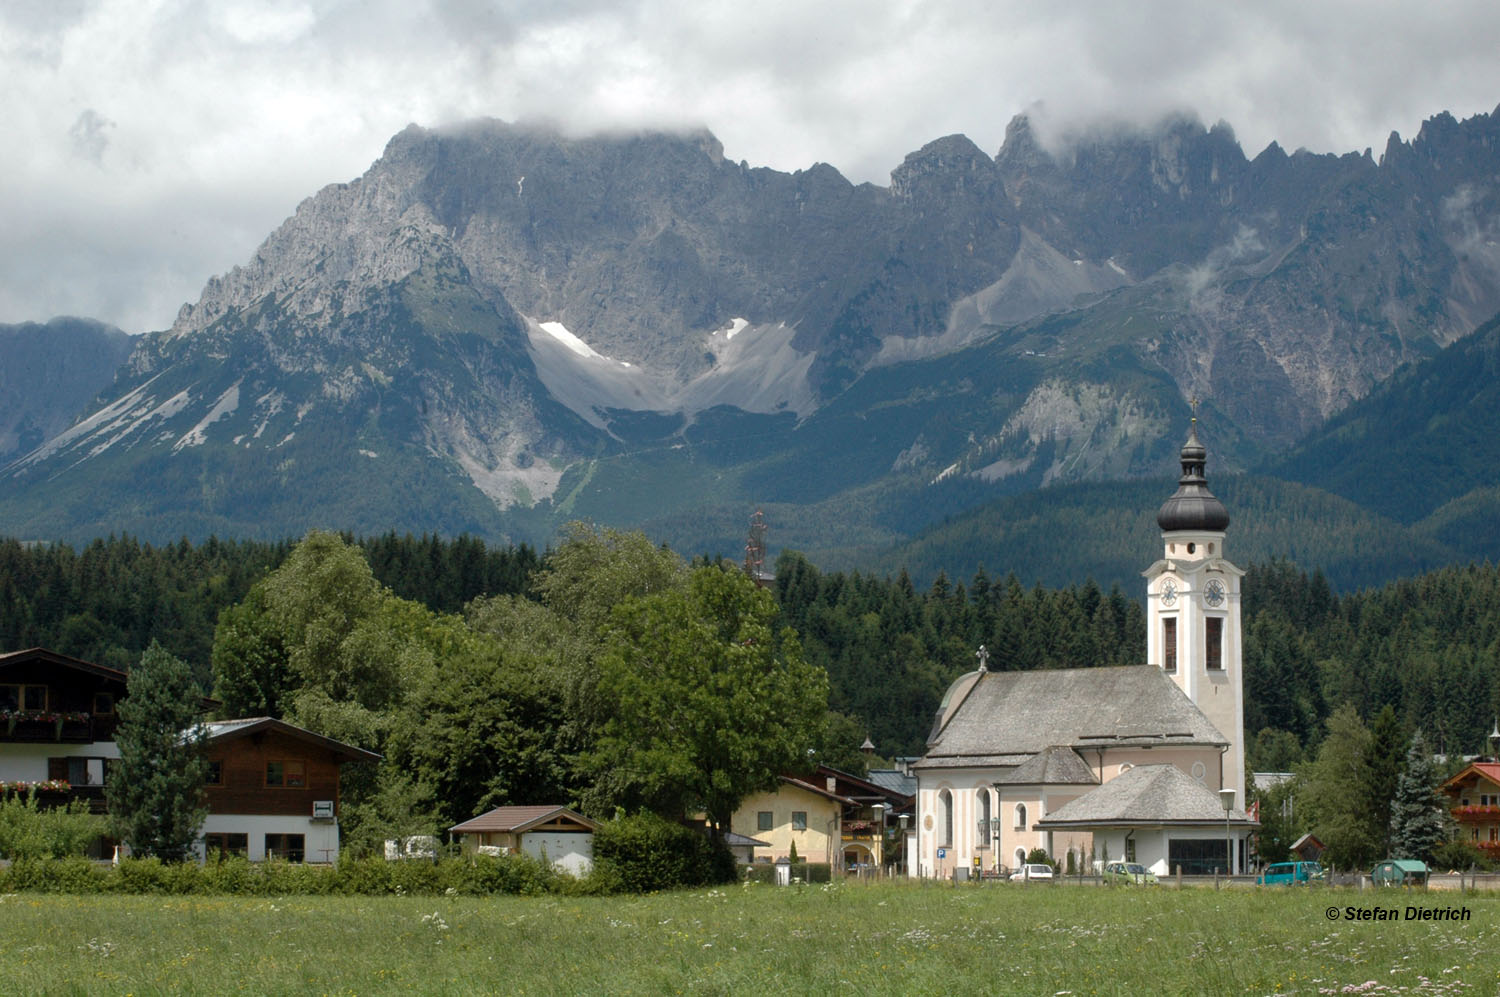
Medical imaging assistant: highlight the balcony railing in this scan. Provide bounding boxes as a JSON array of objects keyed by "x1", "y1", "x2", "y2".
[
  {"x1": 0, "y1": 782, "x2": 108, "y2": 814},
  {"x1": 0, "y1": 711, "x2": 110, "y2": 743},
  {"x1": 1451, "y1": 805, "x2": 1500, "y2": 821}
]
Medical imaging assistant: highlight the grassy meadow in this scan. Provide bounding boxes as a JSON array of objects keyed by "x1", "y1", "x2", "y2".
[{"x1": 0, "y1": 881, "x2": 1494, "y2": 996}]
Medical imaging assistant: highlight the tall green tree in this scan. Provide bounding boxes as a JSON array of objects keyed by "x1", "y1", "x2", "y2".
[
  {"x1": 1298, "y1": 704, "x2": 1379, "y2": 870},
  {"x1": 107, "y1": 642, "x2": 209, "y2": 862},
  {"x1": 1365, "y1": 706, "x2": 1407, "y2": 858},
  {"x1": 1388, "y1": 730, "x2": 1451, "y2": 863},
  {"x1": 589, "y1": 564, "x2": 829, "y2": 835}
]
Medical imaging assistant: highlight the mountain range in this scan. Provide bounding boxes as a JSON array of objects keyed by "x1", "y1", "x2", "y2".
[{"x1": 4, "y1": 104, "x2": 1500, "y2": 587}]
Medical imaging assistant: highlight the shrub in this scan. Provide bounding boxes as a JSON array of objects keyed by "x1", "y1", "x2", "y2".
[
  {"x1": 201, "y1": 856, "x2": 258, "y2": 894},
  {"x1": 1431, "y1": 839, "x2": 1492, "y2": 872},
  {"x1": 454, "y1": 853, "x2": 557, "y2": 896},
  {"x1": 1025, "y1": 848, "x2": 1053, "y2": 868},
  {"x1": 1, "y1": 856, "x2": 107, "y2": 893},
  {"x1": 592, "y1": 814, "x2": 735, "y2": 892},
  {"x1": 741, "y1": 863, "x2": 776, "y2": 884},
  {"x1": 0, "y1": 795, "x2": 103, "y2": 861},
  {"x1": 792, "y1": 862, "x2": 832, "y2": 884}
]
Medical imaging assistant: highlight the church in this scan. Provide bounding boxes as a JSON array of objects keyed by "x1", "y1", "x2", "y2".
[{"x1": 911, "y1": 422, "x2": 1258, "y2": 878}]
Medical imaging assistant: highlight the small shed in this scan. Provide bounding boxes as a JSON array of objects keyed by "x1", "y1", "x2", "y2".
[
  {"x1": 1290, "y1": 833, "x2": 1325, "y2": 863},
  {"x1": 1372, "y1": 859, "x2": 1428, "y2": 887},
  {"x1": 450, "y1": 805, "x2": 599, "y2": 876},
  {"x1": 723, "y1": 830, "x2": 770, "y2": 865}
]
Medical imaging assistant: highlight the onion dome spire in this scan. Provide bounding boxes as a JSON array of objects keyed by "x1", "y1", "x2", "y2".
[{"x1": 1156, "y1": 418, "x2": 1230, "y2": 532}]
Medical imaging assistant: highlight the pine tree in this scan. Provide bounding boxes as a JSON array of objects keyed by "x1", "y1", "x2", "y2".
[
  {"x1": 1388, "y1": 730, "x2": 1450, "y2": 863},
  {"x1": 107, "y1": 642, "x2": 209, "y2": 862}
]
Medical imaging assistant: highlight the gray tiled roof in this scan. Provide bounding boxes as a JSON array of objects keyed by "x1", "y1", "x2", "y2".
[
  {"x1": 993, "y1": 745, "x2": 1098, "y2": 786},
  {"x1": 1034, "y1": 764, "x2": 1256, "y2": 827},
  {"x1": 922, "y1": 665, "x2": 1227, "y2": 762},
  {"x1": 866, "y1": 769, "x2": 918, "y2": 797}
]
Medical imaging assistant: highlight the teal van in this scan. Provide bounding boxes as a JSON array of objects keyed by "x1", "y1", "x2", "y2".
[{"x1": 1257, "y1": 861, "x2": 1324, "y2": 885}]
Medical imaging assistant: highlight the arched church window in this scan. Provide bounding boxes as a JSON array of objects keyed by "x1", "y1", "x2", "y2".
[
  {"x1": 940, "y1": 789, "x2": 953, "y2": 847},
  {"x1": 978, "y1": 790, "x2": 992, "y2": 846},
  {"x1": 1015, "y1": 802, "x2": 1028, "y2": 830}
]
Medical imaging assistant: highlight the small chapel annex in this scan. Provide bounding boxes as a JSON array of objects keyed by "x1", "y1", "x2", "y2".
[{"x1": 911, "y1": 422, "x2": 1257, "y2": 879}]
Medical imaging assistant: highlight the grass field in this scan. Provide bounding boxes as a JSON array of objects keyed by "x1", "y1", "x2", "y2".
[{"x1": 0, "y1": 881, "x2": 1495, "y2": 996}]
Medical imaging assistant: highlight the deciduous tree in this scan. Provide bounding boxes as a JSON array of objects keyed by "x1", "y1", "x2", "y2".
[{"x1": 589, "y1": 564, "x2": 829, "y2": 835}]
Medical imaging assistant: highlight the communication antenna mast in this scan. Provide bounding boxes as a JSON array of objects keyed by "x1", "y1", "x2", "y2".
[{"x1": 743, "y1": 508, "x2": 767, "y2": 582}]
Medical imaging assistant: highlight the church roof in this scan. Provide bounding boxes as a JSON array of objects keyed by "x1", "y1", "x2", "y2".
[
  {"x1": 1034, "y1": 764, "x2": 1256, "y2": 828},
  {"x1": 916, "y1": 665, "x2": 1227, "y2": 767},
  {"x1": 992, "y1": 745, "x2": 1099, "y2": 786}
]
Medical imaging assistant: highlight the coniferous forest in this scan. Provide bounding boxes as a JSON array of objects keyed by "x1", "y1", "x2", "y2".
[{"x1": 3, "y1": 531, "x2": 1497, "y2": 770}]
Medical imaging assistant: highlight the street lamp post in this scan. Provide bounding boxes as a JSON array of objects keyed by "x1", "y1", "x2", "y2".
[
  {"x1": 1219, "y1": 788, "x2": 1236, "y2": 876},
  {"x1": 897, "y1": 813, "x2": 910, "y2": 878}
]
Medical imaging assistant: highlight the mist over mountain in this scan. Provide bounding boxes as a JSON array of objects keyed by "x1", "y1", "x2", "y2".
[
  {"x1": 0, "y1": 318, "x2": 133, "y2": 466},
  {"x1": 4, "y1": 104, "x2": 1500, "y2": 581}
]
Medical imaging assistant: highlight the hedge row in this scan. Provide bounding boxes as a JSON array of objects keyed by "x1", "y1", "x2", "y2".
[
  {"x1": 0, "y1": 853, "x2": 580, "y2": 897},
  {"x1": 591, "y1": 813, "x2": 735, "y2": 892},
  {"x1": 741, "y1": 862, "x2": 833, "y2": 884},
  {"x1": 0, "y1": 814, "x2": 741, "y2": 896}
]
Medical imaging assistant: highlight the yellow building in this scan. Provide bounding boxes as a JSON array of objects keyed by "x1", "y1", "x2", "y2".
[{"x1": 731, "y1": 766, "x2": 912, "y2": 869}]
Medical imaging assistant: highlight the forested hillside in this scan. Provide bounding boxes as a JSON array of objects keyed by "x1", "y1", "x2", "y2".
[
  {"x1": 4, "y1": 531, "x2": 1493, "y2": 771},
  {"x1": 0, "y1": 534, "x2": 538, "y2": 680}
]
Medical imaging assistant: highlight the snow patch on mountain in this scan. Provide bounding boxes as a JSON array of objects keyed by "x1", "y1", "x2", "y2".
[
  {"x1": 540, "y1": 321, "x2": 609, "y2": 361},
  {"x1": 173, "y1": 382, "x2": 241, "y2": 451},
  {"x1": 13, "y1": 376, "x2": 162, "y2": 468},
  {"x1": 525, "y1": 316, "x2": 817, "y2": 430}
]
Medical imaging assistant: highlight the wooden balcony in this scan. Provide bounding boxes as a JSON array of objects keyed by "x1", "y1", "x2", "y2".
[
  {"x1": 1451, "y1": 805, "x2": 1500, "y2": 822},
  {"x1": 0, "y1": 712, "x2": 113, "y2": 744},
  {"x1": 0, "y1": 783, "x2": 108, "y2": 814}
]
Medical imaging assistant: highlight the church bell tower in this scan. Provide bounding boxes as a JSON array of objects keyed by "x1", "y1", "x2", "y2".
[{"x1": 1144, "y1": 420, "x2": 1246, "y2": 806}]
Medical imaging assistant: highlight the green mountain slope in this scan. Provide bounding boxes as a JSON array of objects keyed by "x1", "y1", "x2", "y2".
[{"x1": 1269, "y1": 310, "x2": 1500, "y2": 527}]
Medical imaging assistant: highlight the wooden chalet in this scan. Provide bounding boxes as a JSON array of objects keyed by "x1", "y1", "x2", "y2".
[
  {"x1": 198, "y1": 717, "x2": 380, "y2": 863},
  {"x1": 0, "y1": 647, "x2": 130, "y2": 816},
  {"x1": 1441, "y1": 761, "x2": 1500, "y2": 862}
]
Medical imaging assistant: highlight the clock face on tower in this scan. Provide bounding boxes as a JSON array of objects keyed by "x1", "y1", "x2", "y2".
[
  {"x1": 1204, "y1": 578, "x2": 1226, "y2": 607},
  {"x1": 1160, "y1": 578, "x2": 1177, "y2": 606}
]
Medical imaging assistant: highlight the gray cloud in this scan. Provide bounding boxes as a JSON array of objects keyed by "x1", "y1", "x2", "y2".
[
  {"x1": 68, "y1": 108, "x2": 113, "y2": 164},
  {"x1": 3, "y1": 0, "x2": 1500, "y2": 333}
]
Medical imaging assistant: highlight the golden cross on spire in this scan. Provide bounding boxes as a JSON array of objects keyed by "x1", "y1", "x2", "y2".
[{"x1": 1189, "y1": 397, "x2": 1200, "y2": 424}]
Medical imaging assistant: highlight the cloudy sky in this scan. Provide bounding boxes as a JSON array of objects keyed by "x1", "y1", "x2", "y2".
[{"x1": 5, "y1": 0, "x2": 1500, "y2": 335}]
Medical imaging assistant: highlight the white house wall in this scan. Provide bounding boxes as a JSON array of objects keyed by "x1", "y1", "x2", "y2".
[
  {"x1": 197, "y1": 813, "x2": 341, "y2": 863},
  {"x1": 521, "y1": 831, "x2": 593, "y2": 875},
  {"x1": 1089, "y1": 826, "x2": 1248, "y2": 877},
  {"x1": 0, "y1": 740, "x2": 119, "y2": 782}
]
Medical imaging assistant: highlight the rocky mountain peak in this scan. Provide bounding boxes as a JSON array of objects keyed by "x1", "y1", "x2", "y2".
[{"x1": 889, "y1": 134, "x2": 995, "y2": 200}]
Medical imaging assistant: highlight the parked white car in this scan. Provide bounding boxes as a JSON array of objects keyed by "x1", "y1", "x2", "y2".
[{"x1": 1010, "y1": 863, "x2": 1054, "y2": 882}]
